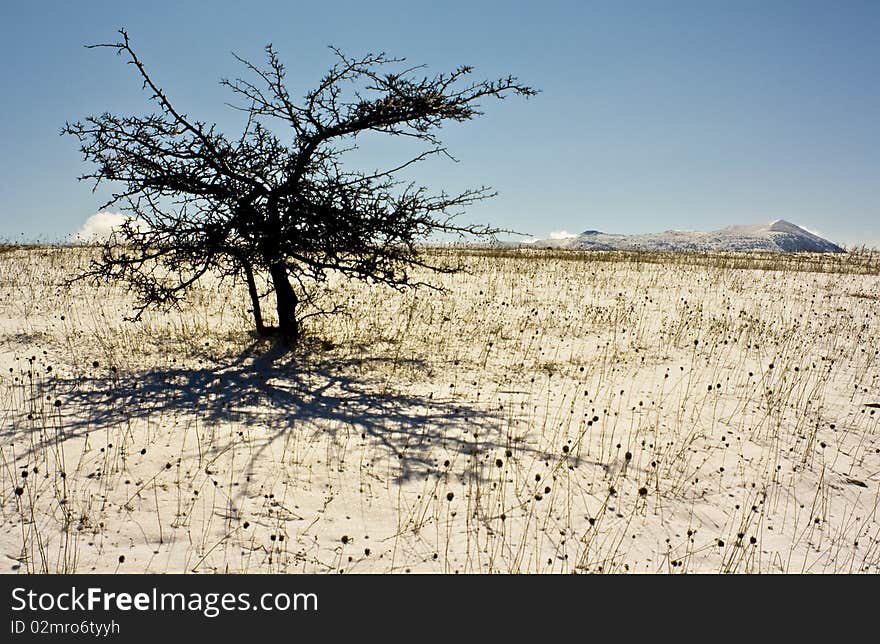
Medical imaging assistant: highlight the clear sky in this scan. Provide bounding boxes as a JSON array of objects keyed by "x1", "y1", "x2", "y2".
[{"x1": 2, "y1": 0, "x2": 879, "y2": 246}]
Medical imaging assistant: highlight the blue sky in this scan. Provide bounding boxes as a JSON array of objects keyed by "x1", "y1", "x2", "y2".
[{"x1": 1, "y1": 0, "x2": 878, "y2": 246}]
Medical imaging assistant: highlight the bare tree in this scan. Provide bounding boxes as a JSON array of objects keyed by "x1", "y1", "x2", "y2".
[{"x1": 64, "y1": 30, "x2": 536, "y2": 343}]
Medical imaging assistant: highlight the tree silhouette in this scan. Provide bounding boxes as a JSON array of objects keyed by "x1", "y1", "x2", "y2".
[{"x1": 64, "y1": 30, "x2": 536, "y2": 343}]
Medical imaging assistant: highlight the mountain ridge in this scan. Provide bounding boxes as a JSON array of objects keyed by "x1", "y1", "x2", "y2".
[{"x1": 524, "y1": 220, "x2": 845, "y2": 253}]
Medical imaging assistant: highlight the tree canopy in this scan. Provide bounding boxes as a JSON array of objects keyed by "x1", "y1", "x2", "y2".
[{"x1": 64, "y1": 30, "x2": 536, "y2": 342}]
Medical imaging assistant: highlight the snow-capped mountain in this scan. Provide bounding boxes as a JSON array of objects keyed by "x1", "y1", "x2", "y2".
[{"x1": 524, "y1": 220, "x2": 845, "y2": 253}]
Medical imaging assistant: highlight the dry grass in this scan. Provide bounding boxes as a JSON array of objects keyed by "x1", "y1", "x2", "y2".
[{"x1": 1, "y1": 245, "x2": 879, "y2": 573}]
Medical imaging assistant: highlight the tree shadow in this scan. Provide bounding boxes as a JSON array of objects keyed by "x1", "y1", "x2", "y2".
[{"x1": 7, "y1": 340, "x2": 521, "y2": 483}]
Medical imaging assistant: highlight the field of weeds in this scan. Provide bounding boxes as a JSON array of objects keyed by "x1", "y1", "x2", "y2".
[{"x1": 1, "y1": 245, "x2": 879, "y2": 573}]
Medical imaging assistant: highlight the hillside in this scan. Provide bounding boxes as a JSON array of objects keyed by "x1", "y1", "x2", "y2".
[{"x1": 525, "y1": 220, "x2": 845, "y2": 253}]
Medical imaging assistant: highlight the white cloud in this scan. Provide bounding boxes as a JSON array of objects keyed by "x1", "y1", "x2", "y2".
[
  {"x1": 74, "y1": 212, "x2": 147, "y2": 242},
  {"x1": 549, "y1": 230, "x2": 577, "y2": 240}
]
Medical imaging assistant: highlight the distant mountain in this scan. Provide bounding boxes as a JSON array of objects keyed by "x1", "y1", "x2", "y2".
[{"x1": 523, "y1": 220, "x2": 845, "y2": 253}]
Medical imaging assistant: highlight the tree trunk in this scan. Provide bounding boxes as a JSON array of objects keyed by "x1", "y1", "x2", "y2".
[
  {"x1": 269, "y1": 261, "x2": 299, "y2": 344},
  {"x1": 242, "y1": 261, "x2": 266, "y2": 336}
]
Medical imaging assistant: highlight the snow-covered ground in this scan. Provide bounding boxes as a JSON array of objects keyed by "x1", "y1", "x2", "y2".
[
  {"x1": 525, "y1": 220, "x2": 846, "y2": 253},
  {"x1": 1, "y1": 245, "x2": 879, "y2": 573}
]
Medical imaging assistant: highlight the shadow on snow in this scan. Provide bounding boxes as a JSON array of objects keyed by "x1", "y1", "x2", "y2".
[{"x1": 8, "y1": 340, "x2": 520, "y2": 483}]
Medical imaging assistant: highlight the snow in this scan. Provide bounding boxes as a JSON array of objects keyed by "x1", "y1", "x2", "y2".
[
  {"x1": 1, "y1": 245, "x2": 878, "y2": 573},
  {"x1": 528, "y1": 220, "x2": 846, "y2": 253}
]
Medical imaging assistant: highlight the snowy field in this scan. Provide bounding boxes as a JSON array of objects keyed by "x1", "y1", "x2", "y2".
[{"x1": 2, "y1": 245, "x2": 879, "y2": 574}]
